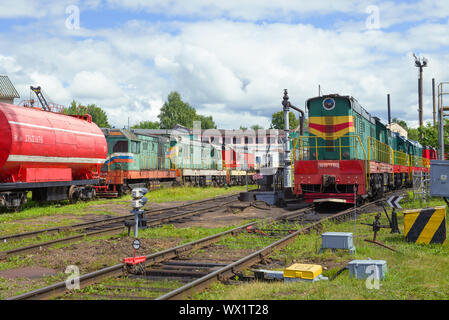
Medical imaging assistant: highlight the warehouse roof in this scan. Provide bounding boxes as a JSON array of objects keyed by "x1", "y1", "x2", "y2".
[{"x1": 0, "y1": 76, "x2": 19, "y2": 99}]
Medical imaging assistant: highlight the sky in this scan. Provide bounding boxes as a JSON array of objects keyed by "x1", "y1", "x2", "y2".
[{"x1": 0, "y1": 0, "x2": 448, "y2": 129}]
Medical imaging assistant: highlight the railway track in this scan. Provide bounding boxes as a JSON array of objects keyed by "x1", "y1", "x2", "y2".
[
  {"x1": 6, "y1": 204, "x2": 313, "y2": 300},
  {"x1": 6, "y1": 190, "x2": 408, "y2": 300},
  {"x1": 0, "y1": 193, "x2": 240, "y2": 260}
]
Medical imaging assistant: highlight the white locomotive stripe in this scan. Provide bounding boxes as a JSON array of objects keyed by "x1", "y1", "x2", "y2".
[
  {"x1": 8, "y1": 121, "x2": 105, "y2": 138},
  {"x1": 7, "y1": 154, "x2": 105, "y2": 164}
]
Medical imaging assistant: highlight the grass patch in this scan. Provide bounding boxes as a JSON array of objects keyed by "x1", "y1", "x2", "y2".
[
  {"x1": 0, "y1": 185, "x2": 252, "y2": 238},
  {"x1": 139, "y1": 224, "x2": 236, "y2": 244},
  {"x1": 144, "y1": 185, "x2": 256, "y2": 203},
  {"x1": 194, "y1": 206, "x2": 449, "y2": 300},
  {"x1": 60, "y1": 276, "x2": 181, "y2": 300}
]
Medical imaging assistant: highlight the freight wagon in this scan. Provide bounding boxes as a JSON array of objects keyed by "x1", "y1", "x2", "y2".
[
  {"x1": 0, "y1": 102, "x2": 107, "y2": 210},
  {"x1": 97, "y1": 128, "x2": 257, "y2": 196}
]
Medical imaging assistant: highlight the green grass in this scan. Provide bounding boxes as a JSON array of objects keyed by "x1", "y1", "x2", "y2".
[
  {"x1": 401, "y1": 192, "x2": 446, "y2": 210},
  {"x1": 143, "y1": 185, "x2": 256, "y2": 203},
  {"x1": 59, "y1": 276, "x2": 182, "y2": 300},
  {"x1": 139, "y1": 224, "x2": 237, "y2": 244},
  {"x1": 0, "y1": 185, "x2": 253, "y2": 236},
  {"x1": 193, "y1": 207, "x2": 449, "y2": 300},
  {"x1": 0, "y1": 198, "x2": 120, "y2": 224}
]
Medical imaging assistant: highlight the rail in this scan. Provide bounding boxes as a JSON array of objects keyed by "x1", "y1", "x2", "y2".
[
  {"x1": 7, "y1": 205, "x2": 313, "y2": 300},
  {"x1": 157, "y1": 191, "x2": 407, "y2": 300}
]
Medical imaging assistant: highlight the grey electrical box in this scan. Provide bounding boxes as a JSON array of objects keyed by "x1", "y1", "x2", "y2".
[
  {"x1": 320, "y1": 232, "x2": 355, "y2": 254},
  {"x1": 430, "y1": 160, "x2": 449, "y2": 197},
  {"x1": 348, "y1": 259, "x2": 387, "y2": 280}
]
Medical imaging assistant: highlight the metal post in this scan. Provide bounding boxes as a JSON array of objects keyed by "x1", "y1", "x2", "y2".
[
  {"x1": 390, "y1": 208, "x2": 400, "y2": 234},
  {"x1": 134, "y1": 210, "x2": 139, "y2": 238},
  {"x1": 387, "y1": 94, "x2": 391, "y2": 124},
  {"x1": 418, "y1": 68, "x2": 423, "y2": 128},
  {"x1": 439, "y1": 83, "x2": 445, "y2": 160},
  {"x1": 433, "y1": 78, "x2": 437, "y2": 126},
  {"x1": 282, "y1": 89, "x2": 291, "y2": 190},
  {"x1": 413, "y1": 54, "x2": 428, "y2": 129}
]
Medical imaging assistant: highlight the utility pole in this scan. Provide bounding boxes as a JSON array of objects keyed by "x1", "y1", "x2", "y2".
[
  {"x1": 387, "y1": 94, "x2": 391, "y2": 124},
  {"x1": 413, "y1": 53, "x2": 428, "y2": 128},
  {"x1": 432, "y1": 78, "x2": 436, "y2": 126}
]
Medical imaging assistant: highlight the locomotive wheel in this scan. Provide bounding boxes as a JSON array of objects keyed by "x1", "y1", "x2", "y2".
[{"x1": 68, "y1": 185, "x2": 79, "y2": 204}]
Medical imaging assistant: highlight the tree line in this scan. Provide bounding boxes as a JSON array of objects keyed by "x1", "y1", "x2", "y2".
[
  {"x1": 391, "y1": 118, "x2": 445, "y2": 150},
  {"x1": 68, "y1": 90, "x2": 301, "y2": 131}
]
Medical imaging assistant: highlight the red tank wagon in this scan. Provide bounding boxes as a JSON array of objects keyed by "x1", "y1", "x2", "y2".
[{"x1": 0, "y1": 102, "x2": 107, "y2": 209}]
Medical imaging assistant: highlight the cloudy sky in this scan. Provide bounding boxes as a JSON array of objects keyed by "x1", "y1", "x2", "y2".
[{"x1": 0, "y1": 0, "x2": 448, "y2": 129}]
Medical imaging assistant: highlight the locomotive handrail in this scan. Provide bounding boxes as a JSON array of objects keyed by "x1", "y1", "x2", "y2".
[
  {"x1": 291, "y1": 134, "x2": 369, "y2": 191},
  {"x1": 367, "y1": 137, "x2": 392, "y2": 164}
]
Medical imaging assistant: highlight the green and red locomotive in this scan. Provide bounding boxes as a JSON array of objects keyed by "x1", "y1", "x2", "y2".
[{"x1": 292, "y1": 94, "x2": 436, "y2": 204}]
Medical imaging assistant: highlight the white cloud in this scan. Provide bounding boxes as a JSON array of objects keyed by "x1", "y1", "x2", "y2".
[
  {"x1": 1, "y1": 1, "x2": 448, "y2": 130},
  {"x1": 106, "y1": 0, "x2": 359, "y2": 21},
  {"x1": 70, "y1": 71, "x2": 123, "y2": 99}
]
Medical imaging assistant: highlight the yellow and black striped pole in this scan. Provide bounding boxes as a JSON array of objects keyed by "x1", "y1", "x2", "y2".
[{"x1": 403, "y1": 206, "x2": 446, "y2": 244}]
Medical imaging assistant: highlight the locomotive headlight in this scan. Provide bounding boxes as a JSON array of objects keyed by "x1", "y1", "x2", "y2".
[{"x1": 322, "y1": 98, "x2": 335, "y2": 110}]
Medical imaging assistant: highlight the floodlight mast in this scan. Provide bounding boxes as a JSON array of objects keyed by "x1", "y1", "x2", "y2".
[{"x1": 413, "y1": 53, "x2": 428, "y2": 129}]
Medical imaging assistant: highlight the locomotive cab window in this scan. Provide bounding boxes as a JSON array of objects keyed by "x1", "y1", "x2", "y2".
[{"x1": 112, "y1": 140, "x2": 128, "y2": 153}]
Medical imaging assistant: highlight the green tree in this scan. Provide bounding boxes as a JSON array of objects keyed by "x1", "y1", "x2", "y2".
[
  {"x1": 251, "y1": 124, "x2": 264, "y2": 130},
  {"x1": 195, "y1": 114, "x2": 217, "y2": 129},
  {"x1": 132, "y1": 120, "x2": 160, "y2": 129},
  {"x1": 64, "y1": 100, "x2": 110, "y2": 128},
  {"x1": 417, "y1": 122, "x2": 438, "y2": 148},
  {"x1": 158, "y1": 91, "x2": 215, "y2": 129},
  {"x1": 270, "y1": 111, "x2": 299, "y2": 130},
  {"x1": 408, "y1": 127, "x2": 420, "y2": 142}
]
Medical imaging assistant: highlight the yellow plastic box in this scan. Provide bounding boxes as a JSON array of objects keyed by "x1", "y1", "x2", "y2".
[{"x1": 283, "y1": 263, "x2": 322, "y2": 280}]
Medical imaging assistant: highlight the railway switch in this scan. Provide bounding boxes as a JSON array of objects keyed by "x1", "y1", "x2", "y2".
[{"x1": 123, "y1": 239, "x2": 147, "y2": 275}]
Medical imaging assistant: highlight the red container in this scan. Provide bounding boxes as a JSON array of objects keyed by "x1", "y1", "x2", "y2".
[{"x1": 0, "y1": 102, "x2": 107, "y2": 183}]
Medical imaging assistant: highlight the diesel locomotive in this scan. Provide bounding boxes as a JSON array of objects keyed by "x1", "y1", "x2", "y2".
[
  {"x1": 292, "y1": 94, "x2": 436, "y2": 204},
  {"x1": 96, "y1": 128, "x2": 257, "y2": 196}
]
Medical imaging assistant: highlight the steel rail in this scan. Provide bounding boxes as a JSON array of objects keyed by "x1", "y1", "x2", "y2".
[
  {"x1": 0, "y1": 193, "x2": 239, "y2": 243},
  {"x1": 0, "y1": 196, "x2": 239, "y2": 260},
  {"x1": 157, "y1": 194, "x2": 405, "y2": 300},
  {"x1": 7, "y1": 206, "x2": 312, "y2": 300}
]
